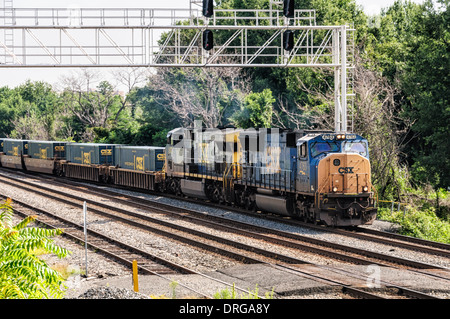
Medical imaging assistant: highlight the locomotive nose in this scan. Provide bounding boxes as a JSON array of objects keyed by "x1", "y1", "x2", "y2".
[{"x1": 317, "y1": 153, "x2": 371, "y2": 194}]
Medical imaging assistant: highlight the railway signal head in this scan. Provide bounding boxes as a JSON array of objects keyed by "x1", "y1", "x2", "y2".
[
  {"x1": 283, "y1": 0, "x2": 295, "y2": 18},
  {"x1": 203, "y1": 30, "x2": 214, "y2": 51},
  {"x1": 283, "y1": 30, "x2": 294, "y2": 51},
  {"x1": 203, "y1": 0, "x2": 214, "y2": 18}
]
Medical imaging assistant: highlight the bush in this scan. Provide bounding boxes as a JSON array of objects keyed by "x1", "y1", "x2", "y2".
[
  {"x1": 0, "y1": 198, "x2": 71, "y2": 298},
  {"x1": 377, "y1": 206, "x2": 450, "y2": 244}
]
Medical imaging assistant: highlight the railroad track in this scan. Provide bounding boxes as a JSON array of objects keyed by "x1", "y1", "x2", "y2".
[
  {"x1": 41, "y1": 169, "x2": 450, "y2": 259},
  {"x1": 0, "y1": 191, "x2": 270, "y2": 299},
  {"x1": 0, "y1": 170, "x2": 448, "y2": 299},
  {"x1": 0, "y1": 192, "x2": 416, "y2": 300},
  {"x1": 2, "y1": 172, "x2": 449, "y2": 273},
  {"x1": 273, "y1": 264, "x2": 440, "y2": 299},
  {"x1": 3, "y1": 171, "x2": 450, "y2": 274},
  {"x1": 0, "y1": 194, "x2": 220, "y2": 299},
  {"x1": 1, "y1": 193, "x2": 193, "y2": 276}
]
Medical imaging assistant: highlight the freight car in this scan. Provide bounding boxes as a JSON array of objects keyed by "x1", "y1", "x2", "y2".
[
  {"x1": 0, "y1": 139, "x2": 28, "y2": 169},
  {"x1": 110, "y1": 146, "x2": 165, "y2": 190},
  {"x1": 62, "y1": 143, "x2": 118, "y2": 182},
  {"x1": 0, "y1": 127, "x2": 377, "y2": 227}
]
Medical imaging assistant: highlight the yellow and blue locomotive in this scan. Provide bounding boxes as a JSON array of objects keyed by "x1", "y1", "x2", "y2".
[{"x1": 165, "y1": 126, "x2": 377, "y2": 227}]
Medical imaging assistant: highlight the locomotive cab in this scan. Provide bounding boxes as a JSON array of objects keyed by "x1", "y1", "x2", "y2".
[{"x1": 296, "y1": 133, "x2": 377, "y2": 226}]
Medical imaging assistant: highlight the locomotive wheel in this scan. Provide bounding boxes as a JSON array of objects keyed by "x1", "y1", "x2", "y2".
[
  {"x1": 206, "y1": 182, "x2": 222, "y2": 202},
  {"x1": 244, "y1": 197, "x2": 255, "y2": 211}
]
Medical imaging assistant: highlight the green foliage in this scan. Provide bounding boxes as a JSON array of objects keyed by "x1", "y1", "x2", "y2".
[
  {"x1": 366, "y1": 0, "x2": 450, "y2": 188},
  {"x1": 377, "y1": 183, "x2": 450, "y2": 243},
  {"x1": 0, "y1": 81, "x2": 63, "y2": 140},
  {"x1": 230, "y1": 89, "x2": 275, "y2": 128},
  {"x1": 0, "y1": 199, "x2": 71, "y2": 299},
  {"x1": 213, "y1": 283, "x2": 274, "y2": 299},
  {"x1": 170, "y1": 280, "x2": 179, "y2": 299},
  {"x1": 378, "y1": 206, "x2": 450, "y2": 244}
]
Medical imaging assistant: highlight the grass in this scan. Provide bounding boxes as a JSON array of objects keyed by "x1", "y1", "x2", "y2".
[
  {"x1": 148, "y1": 283, "x2": 275, "y2": 299},
  {"x1": 213, "y1": 283, "x2": 274, "y2": 299}
]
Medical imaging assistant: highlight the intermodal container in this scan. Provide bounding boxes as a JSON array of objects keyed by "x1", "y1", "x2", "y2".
[
  {"x1": 2, "y1": 139, "x2": 29, "y2": 156},
  {"x1": 66, "y1": 143, "x2": 117, "y2": 165},
  {"x1": 28, "y1": 140, "x2": 67, "y2": 159},
  {"x1": 115, "y1": 146, "x2": 165, "y2": 172}
]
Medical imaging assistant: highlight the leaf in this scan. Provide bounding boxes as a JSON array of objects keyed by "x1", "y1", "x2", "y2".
[{"x1": 0, "y1": 200, "x2": 71, "y2": 299}]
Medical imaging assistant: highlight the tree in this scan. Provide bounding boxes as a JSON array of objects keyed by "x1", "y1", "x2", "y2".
[
  {"x1": 0, "y1": 87, "x2": 19, "y2": 137},
  {"x1": 59, "y1": 70, "x2": 125, "y2": 141},
  {"x1": 0, "y1": 81, "x2": 63, "y2": 140},
  {"x1": 231, "y1": 88, "x2": 275, "y2": 128},
  {"x1": 0, "y1": 199, "x2": 70, "y2": 299},
  {"x1": 400, "y1": 0, "x2": 450, "y2": 188},
  {"x1": 148, "y1": 65, "x2": 248, "y2": 128},
  {"x1": 352, "y1": 54, "x2": 413, "y2": 199},
  {"x1": 366, "y1": 0, "x2": 450, "y2": 188}
]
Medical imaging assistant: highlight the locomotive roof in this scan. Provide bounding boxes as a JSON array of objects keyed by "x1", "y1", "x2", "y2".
[{"x1": 297, "y1": 132, "x2": 366, "y2": 143}]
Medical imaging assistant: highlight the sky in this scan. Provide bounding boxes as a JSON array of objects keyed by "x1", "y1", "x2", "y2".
[{"x1": 1, "y1": 0, "x2": 426, "y2": 90}]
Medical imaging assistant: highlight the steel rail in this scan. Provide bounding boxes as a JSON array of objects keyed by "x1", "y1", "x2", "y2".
[
  {"x1": 1, "y1": 172, "x2": 448, "y2": 273},
  {"x1": 0, "y1": 195, "x2": 215, "y2": 299},
  {"x1": 0, "y1": 171, "x2": 446, "y2": 299}
]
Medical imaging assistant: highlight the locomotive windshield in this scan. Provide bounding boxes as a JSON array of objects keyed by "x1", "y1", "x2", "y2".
[
  {"x1": 342, "y1": 141, "x2": 367, "y2": 156},
  {"x1": 310, "y1": 141, "x2": 339, "y2": 157}
]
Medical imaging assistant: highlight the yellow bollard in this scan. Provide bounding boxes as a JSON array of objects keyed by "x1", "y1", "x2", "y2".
[{"x1": 132, "y1": 260, "x2": 139, "y2": 292}]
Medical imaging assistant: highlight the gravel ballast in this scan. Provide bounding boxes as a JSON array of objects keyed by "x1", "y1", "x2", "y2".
[{"x1": 0, "y1": 170, "x2": 449, "y2": 299}]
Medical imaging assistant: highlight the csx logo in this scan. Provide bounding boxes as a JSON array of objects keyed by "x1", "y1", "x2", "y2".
[
  {"x1": 338, "y1": 167, "x2": 354, "y2": 174},
  {"x1": 101, "y1": 149, "x2": 112, "y2": 156}
]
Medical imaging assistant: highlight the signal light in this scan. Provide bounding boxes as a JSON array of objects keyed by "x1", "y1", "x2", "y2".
[
  {"x1": 283, "y1": 0, "x2": 295, "y2": 18},
  {"x1": 283, "y1": 30, "x2": 294, "y2": 51},
  {"x1": 203, "y1": 30, "x2": 214, "y2": 51},
  {"x1": 203, "y1": 0, "x2": 214, "y2": 18}
]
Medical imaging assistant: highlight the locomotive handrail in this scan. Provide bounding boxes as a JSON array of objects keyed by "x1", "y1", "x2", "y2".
[
  {"x1": 371, "y1": 183, "x2": 379, "y2": 207},
  {"x1": 315, "y1": 174, "x2": 331, "y2": 210},
  {"x1": 238, "y1": 164, "x2": 295, "y2": 193}
]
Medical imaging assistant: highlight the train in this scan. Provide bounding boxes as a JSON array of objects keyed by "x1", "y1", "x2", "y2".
[{"x1": 0, "y1": 126, "x2": 377, "y2": 227}]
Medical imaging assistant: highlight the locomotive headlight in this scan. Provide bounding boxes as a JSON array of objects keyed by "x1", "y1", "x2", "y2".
[
  {"x1": 363, "y1": 186, "x2": 369, "y2": 192},
  {"x1": 332, "y1": 186, "x2": 338, "y2": 193},
  {"x1": 336, "y1": 134, "x2": 346, "y2": 140}
]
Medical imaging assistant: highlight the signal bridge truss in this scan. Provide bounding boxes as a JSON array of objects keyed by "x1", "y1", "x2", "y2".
[{"x1": 0, "y1": 4, "x2": 354, "y2": 133}]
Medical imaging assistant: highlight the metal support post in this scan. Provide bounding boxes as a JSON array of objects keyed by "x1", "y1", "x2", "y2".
[
  {"x1": 340, "y1": 25, "x2": 347, "y2": 133},
  {"x1": 83, "y1": 201, "x2": 88, "y2": 278}
]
